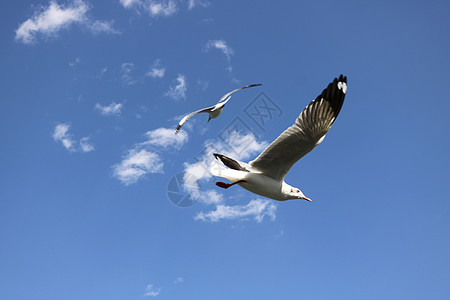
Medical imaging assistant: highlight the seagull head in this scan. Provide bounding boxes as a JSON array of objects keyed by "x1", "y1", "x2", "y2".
[{"x1": 289, "y1": 186, "x2": 311, "y2": 202}]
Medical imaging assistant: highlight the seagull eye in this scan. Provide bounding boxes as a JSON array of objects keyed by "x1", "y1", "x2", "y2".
[{"x1": 296, "y1": 189, "x2": 300, "y2": 193}]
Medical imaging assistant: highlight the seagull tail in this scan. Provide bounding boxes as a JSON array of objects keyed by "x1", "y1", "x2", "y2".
[{"x1": 213, "y1": 153, "x2": 249, "y2": 172}]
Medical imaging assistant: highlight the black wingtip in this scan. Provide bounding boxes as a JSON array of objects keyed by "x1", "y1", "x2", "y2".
[
  {"x1": 247, "y1": 83, "x2": 262, "y2": 88},
  {"x1": 315, "y1": 74, "x2": 347, "y2": 119},
  {"x1": 174, "y1": 125, "x2": 181, "y2": 134}
]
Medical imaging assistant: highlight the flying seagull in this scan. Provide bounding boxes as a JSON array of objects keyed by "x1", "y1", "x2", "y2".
[
  {"x1": 211, "y1": 75, "x2": 347, "y2": 202},
  {"x1": 174, "y1": 84, "x2": 262, "y2": 134}
]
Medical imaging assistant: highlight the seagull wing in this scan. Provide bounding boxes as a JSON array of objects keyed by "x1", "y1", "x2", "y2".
[
  {"x1": 249, "y1": 75, "x2": 347, "y2": 181},
  {"x1": 175, "y1": 105, "x2": 215, "y2": 134},
  {"x1": 217, "y1": 83, "x2": 262, "y2": 105}
]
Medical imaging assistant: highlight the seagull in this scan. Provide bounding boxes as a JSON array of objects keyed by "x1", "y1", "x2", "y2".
[
  {"x1": 174, "y1": 84, "x2": 262, "y2": 134},
  {"x1": 211, "y1": 75, "x2": 347, "y2": 202}
]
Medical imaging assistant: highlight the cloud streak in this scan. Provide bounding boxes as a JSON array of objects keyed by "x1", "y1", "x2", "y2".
[
  {"x1": 120, "y1": 0, "x2": 177, "y2": 17},
  {"x1": 15, "y1": 0, "x2": 119, "y2": 44},
  {"x1": 146, "y1": 59, "x2": 166, "y2": 78},
  {"x1": 205, "y1": 39, "x2": 234, "y2": 62},
  {"x1": 95, "y1": 102, "x2": 123, "y2": 116},
  {"x1": 195, "y1": 199, "x2": 277, "y2": 223},
  {"x1": 188, "y1": 0, "x2": 210, "y2": 10},
  {"x1": 121, "y1": 62, "x2": 136, "y2": 85},
  {"x1": 52, "y1": 123, "x2": 94, "y2": 153},
  {"x1": 144, "y1": 284, "x2": 161, "y2": 297},
  {"x1": 165, "y1": 74, "x2": 187, "y2": 100},
  {"x1": 113, "y1": 149, "x2": 163, "y2": 185},
  {"x1": 113, "y1": 127, "x2": 188, "y2": 185},
  {"x1": 120, "y1": 0, "x2": 207, "y2": 16}
]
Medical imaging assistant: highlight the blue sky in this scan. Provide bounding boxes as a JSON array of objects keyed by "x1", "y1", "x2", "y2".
[{"x1": 1, "y1": 0, "x2": 449, "y2": 299}]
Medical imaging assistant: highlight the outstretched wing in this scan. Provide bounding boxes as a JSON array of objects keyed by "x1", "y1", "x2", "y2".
[
  {"x1": 174, "y1": 106, "x2": 214, "y2": 134},
  {"x1": 249, "y1": 75, "x2": 347, "y2": 180},
  {"x1": 217, "y1": 83, "x2": 262, "y2": 104}
]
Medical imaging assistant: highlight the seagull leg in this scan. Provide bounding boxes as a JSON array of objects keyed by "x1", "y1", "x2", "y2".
[{"x1": 215, "y1": 180, "x2": 246, "y2": 189}]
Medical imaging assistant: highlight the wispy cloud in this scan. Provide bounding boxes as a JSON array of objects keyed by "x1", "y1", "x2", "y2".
[
  {"x1": 205, "y1": 39, "x2": 234, "y2": 62},
  {"x1": 121, "y1": 62, "x2": 136, "y2": 85},
  {"x1": 98, "y1": 67, "x2": 108, "y2": 78},
  {"x1": 68, "y1": 57, "x2": 81, "y2": 67},
  {"x1": 15, "y1": 0, "x2": 119, "y2": 44},
  {"x1": 188, "y1": 0, "x2": 210, "y2": 10},
  {"x1": 165, "y1": 74, "x2": 187, "y2": 100},
  {"x1": 119, "y1": 0, "x2": 141, "y2": 8},
  {"x1": 144, "y1": 284, "x2": 161, "y2": 297},
  {"x1": 113, "y1": 127, "x2": 188, "y2": 185},
  {"x1": 120, "y1": 0, "x2": 207, "y2": 16},
  {"x1": 146, "y1": 59, "x2": 165, "y2": 78},
  {"x1": 142, "y1": 127, "x2": 188, "y2": 149},
  {"x1": 113, "y1": 149, "x2": 163, "y2": 185},
  {"x1": 53, "y1": 123, "x2": 76, "y2": 151},
  {"x1": 79, "y1": 137, "x2": 95, "y2": 152},
  {"x1": 174, "y1": 277, "x2": 184, "y2": 284},
  {"x1": 120, "y1": 0, "x2": 177, "y2": 17},
  {"x1": 52, "y1": 123, "x2": 94, "y2": 153},
  {"x1": 195, "y1": 199, "x2": 277, "y2": 223},
  {"x1": 147, "y1": 0, "x2": 177, "y2": 17},
  {"x1": 94, "y1": 102, "x2": 123, "y2": 116},
  {"x1": 88, "y1": 20, "x2": 121, "y2": 35}
]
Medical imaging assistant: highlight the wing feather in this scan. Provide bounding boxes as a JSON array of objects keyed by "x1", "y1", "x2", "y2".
[
  {"x1": 174, "y1": 106, "x2": 214, "y2": 134},
  {"x1": 249, "y1": 75, "x2": 347, "y2": 180},
  {"x1": 217, "y1": 83, "x2": 262, "y2": 104}
]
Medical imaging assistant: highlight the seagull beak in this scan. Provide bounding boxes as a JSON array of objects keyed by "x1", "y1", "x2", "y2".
[{"x1": 300, "y1": 196, "x2": 312, "y2": 202}]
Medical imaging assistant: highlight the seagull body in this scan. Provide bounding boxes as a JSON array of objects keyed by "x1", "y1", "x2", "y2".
[
  {"x1": 211, "y1": 75, "x2": 347, "y2": 202},
  {"x1": 175, "y1": 84, "x2": 262, "y2": 134}
]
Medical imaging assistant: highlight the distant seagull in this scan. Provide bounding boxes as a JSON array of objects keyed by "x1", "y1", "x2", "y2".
[
  {"x1": 174, "y1": 84, "x2": 262, "y2": 134},
  {"x1": 211, "y1": 75, "x2": 347, "y2": 202}
]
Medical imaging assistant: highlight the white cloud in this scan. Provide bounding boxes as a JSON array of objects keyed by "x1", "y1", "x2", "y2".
[
  {"x1": 88, "y1": 20, "x2": 121, "y2": 35},
  {"x1": 112, "y1": 149, "x2": 163, "y2": 185},
  {"x1": 94, "y1": 102, "x2": 123, "y2": 116},
  {"x1": 165, "y1": 74, "x2": 187, "y2": 100},
  {"x1": 113, "y1": 127, "x2": 188, "y2": 185},
  {"x1": 79, "y1": 137, "x2": 95, "y2": 152},
  {"x1": 121, "y1": 62, "x2": 136, "y2": 85},
  {"x1": 147, "y1": 68, "x2": 165, "y2": 78},
  {"x1": 120, "y1": 0, "x2": 178, "y2": 17},
  {"x1": 144, "y1": 284, "x2": 161, "y2": 297},
  {"x1": 142, "y1": 127, "x2": 188, "y2": 149},
  {"x1": 15, "y1": 0, "x2": 119, "y2": 44},
  {"x1": 68, "y1": 57, "x2": 81, "y2": 67},
  {"x1": 188, "y1": 0, "x2": 210, "y2": 10},
  {"x1": 53, "y1": 123, "x2": 76, "y2": 151},
  {"x1": 205, "y1": 39, "x2": 234, "y2": 62},
  {"x1": 147, "y1": 0, "x2": 177, "y2": 17},
  {"x1": 98, "y1": 67, "x2": 108, "y2": 78},
  {"x1": 174, "y1": 277, "x2": 184, "y2": 284},
  {"x1": 52, "y1": 123, "x2": 94, "y2": 153},
  {"x1": 120, "y1": 0, "x2": 141, "y2": 9},
  {"x1": 195, "y1": 199, "x2": 277, "y2": 223},
  {"x1": 146, "y1": 59, "x2": 165, "y2": 78}
]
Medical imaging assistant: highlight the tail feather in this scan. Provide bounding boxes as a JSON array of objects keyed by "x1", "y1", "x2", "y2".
[{"x1": 213, "y1": 153, "x2": 249, "y2": 172}]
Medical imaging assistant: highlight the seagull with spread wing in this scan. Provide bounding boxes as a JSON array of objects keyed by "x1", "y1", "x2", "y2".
[
  {"x1": 211, "y1": 75, "x2": 347, "y2": 202},
  {"x1": 174, "y1": 84, "x2": 262, "y2": 134}
]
